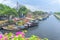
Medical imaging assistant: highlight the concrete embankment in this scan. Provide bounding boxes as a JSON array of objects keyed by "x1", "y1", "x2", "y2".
[{"x1": 54, "y1": 14, "x2": 60, "y2": 19}]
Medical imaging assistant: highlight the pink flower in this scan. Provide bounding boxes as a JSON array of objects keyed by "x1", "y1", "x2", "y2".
[
  {"x1": 4, "y1": 37, "x2": 8, "y2": 40},
  {"x1": 0, "y1": 34, "x2": 3, "y2": 39},
  {"x1": 16, "y1": 31, "x2": 25, "y2": 37}
]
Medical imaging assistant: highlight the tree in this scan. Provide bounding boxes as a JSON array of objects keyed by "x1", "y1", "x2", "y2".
[
  {"x1": 0, "y1": 4, "x2": 32, "y2": 19},
  {"x1": 18, "y1": 6, "x2": 29, "y2": 17},
  {"x1": 0, "y1": 4, "x2": 18, "y2": 20},
  {"x1": 54, "y1": 12, "x2": 60, "y2": 15},
  {"x1": 33, "y1": 11, "x2": 45, "y2": 15}
]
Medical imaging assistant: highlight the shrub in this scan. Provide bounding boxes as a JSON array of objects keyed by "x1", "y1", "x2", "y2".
[{"x1": 0, "y1": 32, "x2": 48, "y2": 40}]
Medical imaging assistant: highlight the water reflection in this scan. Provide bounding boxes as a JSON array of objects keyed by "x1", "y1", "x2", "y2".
[{"x1": 25, "y1": 15, "x2": 60, "y2": 40}]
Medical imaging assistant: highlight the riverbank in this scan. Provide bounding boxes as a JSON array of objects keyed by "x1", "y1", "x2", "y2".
[
  {"x1": 37, "y1": 13, "x2": 50, "y2": 21},
  {"x1": 0, "y1": 14, "x2": 49, "y2": 40},
  {"x1": 0, "y1": 13, "x2": 50, "y2": 31},
  {"x1": 54, "y1": 14, "x2": 60, "y2": 20}
]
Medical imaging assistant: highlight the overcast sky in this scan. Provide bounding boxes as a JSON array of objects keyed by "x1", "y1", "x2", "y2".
[{"x1": 0, "y1": 0, "x2": 60, "y2": 12}]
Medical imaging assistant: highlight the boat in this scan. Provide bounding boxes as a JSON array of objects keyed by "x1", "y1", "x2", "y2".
[
  {"x1": 26, "y1": 22, "x2": 32, "y2": 28},
  {"x1": 24, "y1": 24, "x2": 29, "y2": 29},
  {"x1": 27, "y1": 20, "x2": 39, "y2": 28},
  {"x1": 31, "y1": 20, "x2": 39, "y2": 26},
  {"x1": 2, "y1": 26, "x2": 20, "y2": 31}
]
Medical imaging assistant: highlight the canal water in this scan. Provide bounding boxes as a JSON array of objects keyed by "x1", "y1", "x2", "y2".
[
  {"x1": 0, "y1": 15, "x2": 60, "y2": 40},
  {"x1": 25, "y1": 15, "x2": 60, "y2": 40}
]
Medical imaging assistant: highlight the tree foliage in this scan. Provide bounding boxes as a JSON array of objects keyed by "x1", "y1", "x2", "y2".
[
  {"x1": 54, "y1": 12, "x2": 60, "y2": 15},
  {"x1": 33, "y1": 11, "x2": 47, "y2": 15},
  {"x1": 0, "y1": 4, "x2": 18, "y2": 17},
  {"x1": 18, "y1": 6, "x2": 29, "y2": 16}
]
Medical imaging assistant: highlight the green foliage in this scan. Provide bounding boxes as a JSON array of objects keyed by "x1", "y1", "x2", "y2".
[
  {"x1": 54, "y1": 12, "x2": 60, "y2": 15},
  {"x1": 43, "y1": 38, "x2": 48, "y2": 40},
  {"x1": 18, "y1": 35, "x2": 25, "y2": 40},
  {"x1": 18, "y1": 6, "x2": 29, "y2": 16},
  {"x1": 29, "y1": 35, "x2": 38, "y2": 40},
  {"x1": 8, "y1": 20, "x2": 14, "y2": 24},
  {"x1": 0, "y1": 32, "x2": 48, "y2": 40},
  {"x1": 13, "y1": 35, "x2": 25, "y2": 40},
  {"x1": 7, "y1": 32, "x2": 12, "y2": 38},
  {"x1": 33, "y1": 11, "x2": 47, "y2": 15},
  {"x1": 13, "y1": 36, "x2": 18, "y2": 40},
  {"x1": 0, "y1": 4, "x2": 18, "y2": 17},
  {"x1": 0, "y1": 4, "x2": 30, "y2": 18}
]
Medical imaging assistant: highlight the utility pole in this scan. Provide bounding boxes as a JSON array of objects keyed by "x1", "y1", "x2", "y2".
[
  {"x1": 16, "y1": 1, "x2": 24, "y2": 18},
  {"x1": 16, "y1": 1, "x2": 19, "y2": 12},
  {"x1": 16, "y1": 1, "x2": 21, "y2": 18},
  {"x1": 13, "y1": 0, "x2": 23, "y2": 18}
]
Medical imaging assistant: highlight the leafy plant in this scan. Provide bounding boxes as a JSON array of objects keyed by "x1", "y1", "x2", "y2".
[
  {"x1": 29, "y1": 35, "x2": 39, "y2": 40},
  {"x1": 0, "y1": 30, "x2": 48, "y2": 40}
]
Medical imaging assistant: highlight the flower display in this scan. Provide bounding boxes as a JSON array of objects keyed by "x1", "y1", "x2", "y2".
[
  {"x1": 16, "y1": 31, "x2": 25, "y2": 38},
  {"x1": 0, "y1": 32, "x2": 48, "y2": 40}
]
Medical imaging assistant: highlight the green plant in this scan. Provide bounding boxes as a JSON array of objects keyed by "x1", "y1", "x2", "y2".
[
  {"x1": 29, "y1": 35, "x2": 39, "y2": 40},
  {"x1": 0, "y1": 32, "x2": 48, "y2": 40},
  {"x1": 43, "y1": 38, "x2": 48, "y2": 40}
]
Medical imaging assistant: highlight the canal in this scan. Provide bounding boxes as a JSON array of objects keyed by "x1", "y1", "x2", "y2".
[
  {"x1": 0, "y1": 15, "x2": 60, "y2": 40},
  {"x1": 25, "y1": 15, "x2": 60, "y2": 40}
]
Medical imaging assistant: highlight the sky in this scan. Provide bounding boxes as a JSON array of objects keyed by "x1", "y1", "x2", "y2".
[{"x1": 0, "y1": 0, "x2": 60, "y2": 12}]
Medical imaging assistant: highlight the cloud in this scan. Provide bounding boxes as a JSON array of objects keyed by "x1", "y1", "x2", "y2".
[
  {"x1": 24, "y1": 4, "x2": 43, "y2": 11},
  {"x1": 0, "y1": 0, "x2": 16, "y2": 8},
  {"x1": 24, "y1": 4, "x2": 38, "y2": 11},
  {"x1": 0, "y1": 0, "x2": 59, "y2": 12},
  {"x1": 50, "y1": 0, "x2": 60, "y2": 4},
  {"x1": 24, "y1": 4, "x2": 50, "y2": 12}
]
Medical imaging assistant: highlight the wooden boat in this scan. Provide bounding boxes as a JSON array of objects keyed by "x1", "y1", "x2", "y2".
[{"x1": 2, "y1": 25, "x2": 20, "y2": 31}]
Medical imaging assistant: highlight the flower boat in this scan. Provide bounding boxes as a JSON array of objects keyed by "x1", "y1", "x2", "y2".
[{"x1": 2, "y1": 25, "x2": 20, "y2": 31}]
